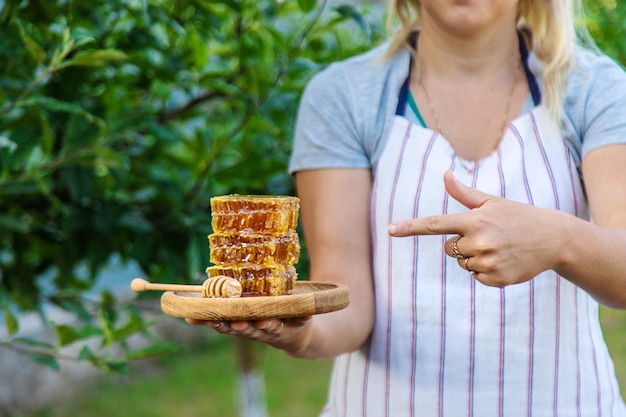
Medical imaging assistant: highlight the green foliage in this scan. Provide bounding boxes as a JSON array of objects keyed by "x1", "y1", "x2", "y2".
[
  {"x1": 23, "y1": 310, "x2": 626, "y2": 415},
  {"x1": 0, "y1": 0, "x2": 382, "y2": 372},
  {"x1": 583, "y1": 0, "x2": 626, "y2": 64},
  {"x1": 2, "y1": 0, "x2": 622, "y2": 376},
  {"x1": 42, "y1": 336, "x2": 334, "y2": 417}
]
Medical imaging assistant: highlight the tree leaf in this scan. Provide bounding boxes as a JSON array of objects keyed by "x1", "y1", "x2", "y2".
[
  {"x1": 3, "y1": 306, "x2": 19, "y2": 336},
  {"x1": 12, "y1": 337, "x2": 56, "y2": 351},
  {"x1": 110, "y1": 314, "x2": 149, "y2": 343},
  {"x1": 125, "y1": 342, "x2": 181, "y2": 361},
  {"x1": 53, "y1": 323, "x2": 79, "y2": 347},
  {"x1": 0, "y1": 134, "x2": 18, "y2": 154},
  {"x1": 99, "y1": 290, "x2": 118, "y2": 345},
  {"x1": 61, "y1": 49, "x2": 128, "y2": 68},
  {"x1": 17, "y1": 96, "x2": 104, "y2": 127},
  {"x1": 28, "y1": 352, "x2": 60, "y2": 371},
  {"x1": 333, "y1": 5, "x2": 372, "y2": 40},
  {"x1": 297, "y1": 0, "x2": 317, "y2": 13},
  {"x1": 78, "y1": 346, "x2": 129, "y2": 375},
  {"x1": 49, "y1": 296, "x2": 93, "y2": 323},
  {"x1": 17, "y1": 21, "x2": 46, "y2": 64},
  {"x1": 53, "y1": 322, "x2": 102, "y2": 347},
  {"x1": 103, "y1": 360, "x2": 128, "y2": 376},
  {"x1": 77, "y1": 345, "x2": 96, "y2": 361}
]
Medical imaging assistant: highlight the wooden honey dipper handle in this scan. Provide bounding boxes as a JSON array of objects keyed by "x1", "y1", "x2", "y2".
[
  {"x1": 131, "y1": 277, "x2": 242, "y2": 298},
  {"x1": 131, "y1": 278, "x2": 203, "y2": 293}
]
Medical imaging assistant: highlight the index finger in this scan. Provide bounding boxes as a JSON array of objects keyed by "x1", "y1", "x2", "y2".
[{"x1": 388, "y1": 212, "x2": 469, "y2": 237}]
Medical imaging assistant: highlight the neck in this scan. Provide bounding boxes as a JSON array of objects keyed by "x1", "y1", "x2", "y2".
[{"x1": 417, "y1": 13, "x2": 520, "y2": 78}]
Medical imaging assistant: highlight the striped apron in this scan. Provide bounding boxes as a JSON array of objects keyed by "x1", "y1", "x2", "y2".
[{"x1": 320, "y1": 61, "x2": 626, "y2": 417}]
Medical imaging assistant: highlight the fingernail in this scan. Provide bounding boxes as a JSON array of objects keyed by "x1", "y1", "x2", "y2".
[{"x1": 388, "y1": 224, "x2": 398, "y2": 235}]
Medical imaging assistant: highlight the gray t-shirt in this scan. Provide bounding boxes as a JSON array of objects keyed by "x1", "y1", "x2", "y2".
[{"x1": 289, "y1": 42, "x2": 626, "y2": 174}]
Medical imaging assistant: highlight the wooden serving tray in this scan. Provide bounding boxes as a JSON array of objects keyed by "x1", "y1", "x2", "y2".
[{"x1": 160, "y1": 281, "x2": 349, "y2": 321}]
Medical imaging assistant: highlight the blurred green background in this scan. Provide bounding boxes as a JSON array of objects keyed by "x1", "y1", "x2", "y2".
[
  {"x1": 0, "y1": 0, "x2": 625, "y2": 416},
  {"x1": 18, "y1": 309, "x2": 626, "y2": 417}
]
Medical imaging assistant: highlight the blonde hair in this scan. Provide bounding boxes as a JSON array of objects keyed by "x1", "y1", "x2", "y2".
[{"x1": 385, "y1": 0, "x2": 593, "y2": 121}]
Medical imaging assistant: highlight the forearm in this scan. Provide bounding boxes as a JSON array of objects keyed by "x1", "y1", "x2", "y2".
[
  {"x1": 555, "y1": 214, "x2": 626, "y2": 309},
  {"x1": 287, "y1": 295, "x2": 374, "y2": 359},
  {"x1": 286, "y1": 215, "x2": 376, "y2": 358},
  {"x1": 566, "y1": 145, "x2": 626, "y2": 309}
]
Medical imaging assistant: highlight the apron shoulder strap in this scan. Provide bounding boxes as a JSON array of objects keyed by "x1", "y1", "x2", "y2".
[
  {"x1": 518, "y1": 29, "x2": 542, "y2": 106},
  {"x1": 395, "y1": 32, "x2": 418, "y2": 116}
]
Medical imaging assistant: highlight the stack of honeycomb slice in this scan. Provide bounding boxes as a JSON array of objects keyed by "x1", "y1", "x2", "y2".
[{"x1": 206, "y1": 195, "x2": 300, "y2": 296}]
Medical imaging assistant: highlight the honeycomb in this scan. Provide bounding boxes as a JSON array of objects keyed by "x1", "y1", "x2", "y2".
[
  {"x1": 211, "y1": 195, "x2": 300, "y2": 234},
  {"x1": 206, "y1": 264, "x2": 297, "y2": 297},
  {"x1": 209, "y1": 231, "x2": 300, "y2": 265},
  {"x1": 207, "y1": 195, "x2": 300, "y2": 296}
]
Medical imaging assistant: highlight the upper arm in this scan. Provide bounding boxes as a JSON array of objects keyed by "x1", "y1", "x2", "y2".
[
  {"x1": 569, "y1": 53, "x2": 626, "y2": 228},
  {"x1": 294, "y1": 168, "x2": 375, "y2": 334},
  {"x1": 582, "y1": 144, "x2": 626, "y2": 228},
  {"x1": 295, "y1": 168, "x2": 373, "y2": 283}
]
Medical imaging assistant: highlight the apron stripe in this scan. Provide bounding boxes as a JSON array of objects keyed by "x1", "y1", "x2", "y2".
[
  {"x1": 591, "y1": 293, "x2": 602, "y2": 417},
  {"x1": 362, "y1": 341, "x2": 371, "y2": 417},
  {"x1": 528, "y1": 112, "x2": 564, "y2": 417},
  {"x1": 439, "y1": 215, "x2": 446, "y2": 416},
  {"x1": 530, "y1": 112, "x2": 561, "y2": 210},
  {"x1": 495, "y1": 148, "x2": 506, "y2": 417},
  {"x1": 576, "y1": 291, "x2": 583, "y2": 417},
  {"x1": 385, "y1": 122, "x2": 413, "y2": 417},
  {"x1": 528, "y1": 279, "x2": 536, "y2": 417},
  {"x1": 468, "y1": 164, "x2": 483, "y2": 417},
  {"x1": 563, "y1": 141, "x2": 581, "y2": 218},
  {"x1": 468, "y1": 276, "x2": 476, "y2": 417},
  {"x1": 499, "y1": 287, "x2": 506, "y2": 417},
  {"x1": 343, "y1": 352, "x2": 351, "y2": 417},
  {"x1": 410, "y1": 131, "x2": 440, "y2": 416},
  {"x1": 511, "y1": 124, "x2": 535, "y2": 205},
  {"x1": 439, "y1": 148, "x2": 458, "y2": 417},
  {"x1": 554, "y1": 272, "x2": 561, "y2": 417}
]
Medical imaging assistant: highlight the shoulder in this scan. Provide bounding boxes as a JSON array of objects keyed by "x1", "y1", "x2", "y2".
[
  {"x1": 563, "y1": 47, "x2": 626, "y2": 159},
  {"x1": 311, "y1": 42, "x2": 408, "y2": 82},
  {"x1": 291, "y1": 43, "x2": 410, "y2": 172},
  {"x1": 566, "y1": 47, "x2": 626, "y2": 100},
  {"x1": 304, "y1": 42, "x2": 409, "y2": 108}
]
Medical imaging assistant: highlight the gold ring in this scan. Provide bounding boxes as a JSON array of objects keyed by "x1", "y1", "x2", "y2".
[
  {"x1": 277, "y1": 321, "x2": 284, "y2": 333},
  {"x1": 451, "y1": 237, "x2": 464, "y2": 259}
]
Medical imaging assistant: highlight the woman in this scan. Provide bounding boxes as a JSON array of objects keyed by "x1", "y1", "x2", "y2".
[{"x1": 190, "y1": 0, "x2": 626, "y2": 415}]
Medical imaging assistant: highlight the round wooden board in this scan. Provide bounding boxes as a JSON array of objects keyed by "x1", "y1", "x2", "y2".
[{"x1": 160, "y1": 281, "x2": 349, "y2": 321}]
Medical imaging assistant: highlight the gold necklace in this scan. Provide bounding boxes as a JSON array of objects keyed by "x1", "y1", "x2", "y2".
[{"x1": 418, "y1": 54, "x2": 522, "y2": 157}]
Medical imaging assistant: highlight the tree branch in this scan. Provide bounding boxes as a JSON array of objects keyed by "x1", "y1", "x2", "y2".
[{"x1": 157, "y1": 90, "x2": 226, "y2": 124}]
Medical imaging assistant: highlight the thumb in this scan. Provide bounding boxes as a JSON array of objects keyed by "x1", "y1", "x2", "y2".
[{"x1": 444, "y1": 170, "x2": 492, "y2": 209}]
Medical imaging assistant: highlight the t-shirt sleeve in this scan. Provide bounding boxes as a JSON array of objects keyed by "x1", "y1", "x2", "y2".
[
  {"x1": 288, "y1": 63, "x2": 371, "y2": 174},
  {"x1": 571, "y1": 52, "x2": 626, "y2": 158}
]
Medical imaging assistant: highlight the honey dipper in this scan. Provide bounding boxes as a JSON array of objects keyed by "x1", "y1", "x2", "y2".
[{"x1": 131, "y1": 277, "x2": 242, "y2": 298}]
